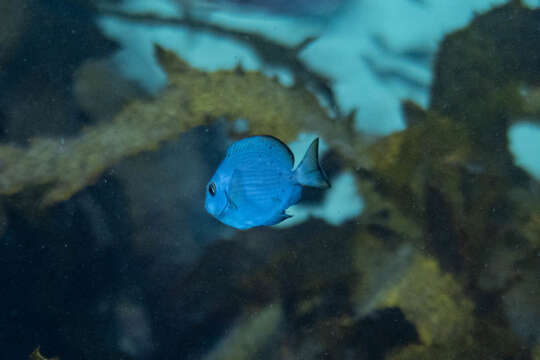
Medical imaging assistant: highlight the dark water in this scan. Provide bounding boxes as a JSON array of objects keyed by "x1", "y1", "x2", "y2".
[{"x1": 1, "y1": 1, "x2": 540, "y2": 359}]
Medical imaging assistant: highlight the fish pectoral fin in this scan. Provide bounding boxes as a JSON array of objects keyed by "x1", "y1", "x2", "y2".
[
  {"x1": 227, "y1": 169, "x2": 250, "y2": 209},
  {"x1": 225, "y1": 191, "x2": 238, "y2": 210}
]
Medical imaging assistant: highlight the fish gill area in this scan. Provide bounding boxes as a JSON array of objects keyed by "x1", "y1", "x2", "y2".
[{"x1": 1, "y1": 1, "x2": 540, "y2": 359}]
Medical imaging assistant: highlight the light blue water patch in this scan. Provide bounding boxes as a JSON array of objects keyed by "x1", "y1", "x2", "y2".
[
  {"x1": 194, "y1": 8, "x2": 327, "y2": 46},
  {"x1": 118, "y1": 0, "x2": 182, "y2": 16},
  {"x1": 300, "y1": 0, "x2": 513, "y2": 135},
  {"x1": 272, "y1": 133, "x2": 363, "y2": 228},
  {"x1": 508, "y1": 121, "x2": 540, "y2": 181},
  {"x1": 287, "y1": 132, "x2": 329, "y2": 169},
  {"x1": 523, "y1": 0, "x2": 540, "y2": 7},
  {"x1": 99, "y1": 17, "x2": 262, "y2": 93},
  {"x1": 232, "y1": 118, "x2": 250, "y2": 134},
  {"x1": 276, "y1": 171, "x2": 364, "y2": 227},
  {"x1": 99, "y1": 0, "x2": 540, "y2": 135},
  {"x1": 98, "y1": 15, "x2": 293, "y2": 93}
]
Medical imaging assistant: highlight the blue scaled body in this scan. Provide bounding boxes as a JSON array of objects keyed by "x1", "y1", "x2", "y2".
[{"x1": 205, "y1": 135, "x2": 330, "y2": 230}]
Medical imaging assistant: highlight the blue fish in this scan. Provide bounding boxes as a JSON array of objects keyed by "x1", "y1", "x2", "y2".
[{"x1": 205, "y1": 135, "x2": 330, "y2": 229}]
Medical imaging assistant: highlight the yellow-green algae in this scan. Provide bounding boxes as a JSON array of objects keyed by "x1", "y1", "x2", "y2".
[
  {"x1": 349, "y1": 229, "x2": 476, "y2": 358},
  {"x1": 510, "y1": 187, "x2": 540, "y2": 249},
  {"x1": 431, "y1": 0, "x2": 540, "y2": 154},
  {"x1": 203, "y1": 304, "x2": 283, "y2": 360},
  {"x1": 29, "y1": 347, "x2": 58, "y2": 360},
  {"x1": 521, "y1": 86, "x2": 540, "y2": 116},
  {"x1": 368, "y1": 114, "x2": 474, "y2": 219},
  {"x1": 350, "y1": 231, "x2": 416, "y2": 316},
  {"x1": 378, "y1": 253, "x2": 527, "y2": 360},
  {"x1": 364, "y1": 1, "x2": 540, "y2": 279},
  {"x1": 380, "y1": 255, "x2": 474, "y2": 348},
  {"x1": 360, "y1": 4, "x2": 540, "y2": 357},
  {"x1": 0, "y1": 46, "x2": 366, "y2": 207},
  {"x1": 533, "y1": 344, "x2": 540, "y2": 360}
]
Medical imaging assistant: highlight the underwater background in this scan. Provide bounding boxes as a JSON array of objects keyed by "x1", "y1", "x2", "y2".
[{"x1": 1, "y1": 0, "x2": 540, "y2": 359}]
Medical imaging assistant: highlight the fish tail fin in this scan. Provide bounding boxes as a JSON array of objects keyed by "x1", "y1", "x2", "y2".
[{"x1": 294, "y1": 138, "x2": 331, "y2": 189}]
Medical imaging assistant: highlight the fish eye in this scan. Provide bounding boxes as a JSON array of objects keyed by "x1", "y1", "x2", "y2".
[{"x1": 208, "y1": 182, "x2": 217, "y2": 196}]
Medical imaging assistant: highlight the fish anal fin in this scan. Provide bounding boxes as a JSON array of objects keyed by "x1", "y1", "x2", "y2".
[{"x1": 265, "y1": 212, "x2": 293, "y2": 226}]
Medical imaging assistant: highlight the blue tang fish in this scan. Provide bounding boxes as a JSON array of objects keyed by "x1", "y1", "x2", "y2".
[{"x1": 205, "y1": 135, "x2": 330, "y2": 229}]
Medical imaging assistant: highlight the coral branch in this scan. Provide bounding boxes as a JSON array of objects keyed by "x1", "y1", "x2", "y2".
[{"x1": 0, "y1": 46, "x2": 362, "y2": 207}]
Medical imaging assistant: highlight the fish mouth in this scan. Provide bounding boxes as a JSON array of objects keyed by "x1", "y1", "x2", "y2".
[{"x1": 206, "y1": 198, "x2": 227, "y2": 218}]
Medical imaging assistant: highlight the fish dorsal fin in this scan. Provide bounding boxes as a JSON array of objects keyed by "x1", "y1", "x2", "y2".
[
  {"x1": 226, "y1": 135, "x2": 295, "y2": 169},
  {"x1": 294, "y1": 138, "x2": 331, "y2": 188}
]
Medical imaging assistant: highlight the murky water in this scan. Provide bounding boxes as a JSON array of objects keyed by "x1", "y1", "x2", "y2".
[{"x1": 1, "y1": 1, "x2": 540, "y2": 359}]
